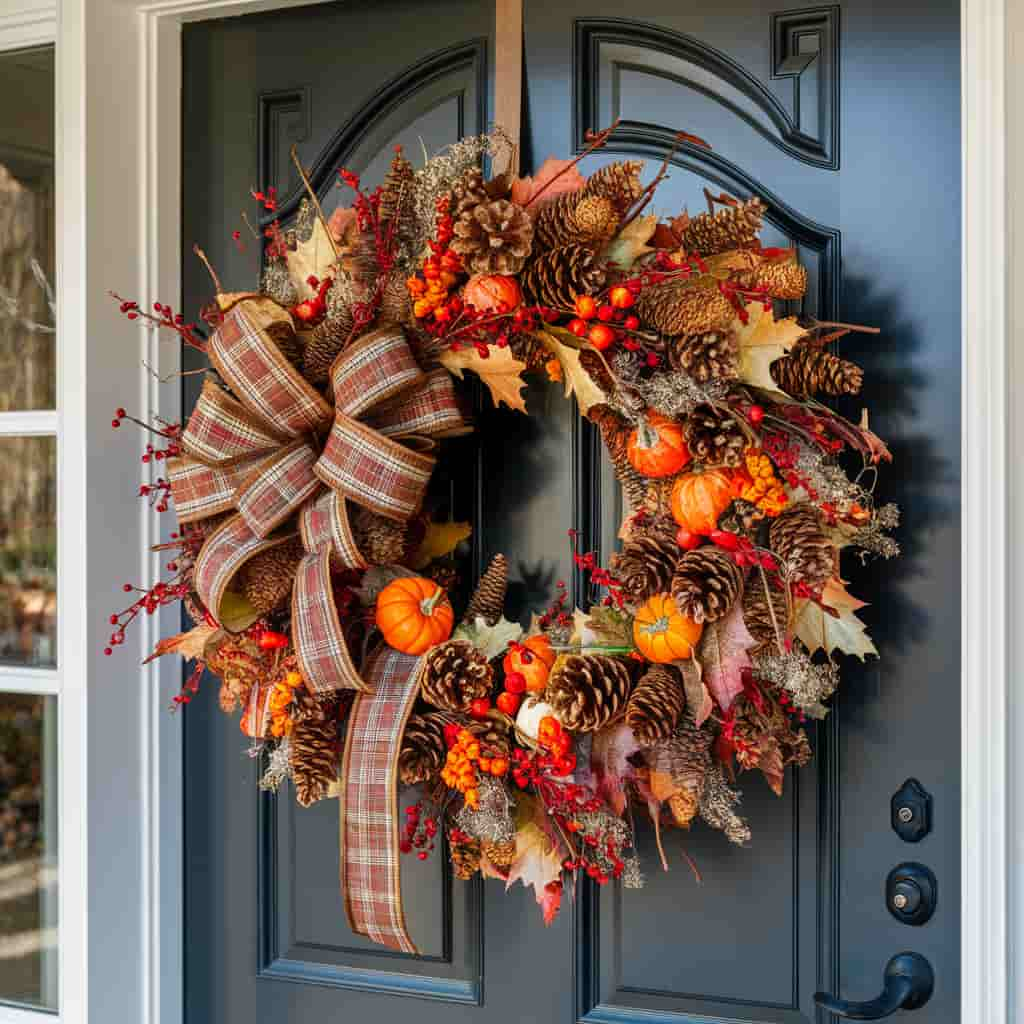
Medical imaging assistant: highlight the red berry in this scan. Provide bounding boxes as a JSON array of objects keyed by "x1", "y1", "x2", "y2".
[
  {"x1": 623, "y1": 315, "x2": 640, "y2": 330},
  {"x1": 109, "y1": 614, "x2": 118, "y2": 625},
  {"x1": 587, "y1": 323, "x2": 615, "y2": 351},
  {"x1": 496, "y1": 691, "x2": 521, "y2": 716},
  {"x1": 596, "y1": 304, "x2": 614, "y2": 322},
  {"x1": 574, "y1": 295, "x2": 597, "y2": 319},
  {"x1": 567, "y1": 317, "x2": 588, "y2": 337},
  {"x1": 675, "y1": 527, "x2": 702, "y2": 550},
  {"x1": 116, "y1": 407, "x2": 127, "y2": 418},
  {"x1": 608, "y1": 285, "x2": 634, "y2": 309},
  {"x1": 748, "y1": 404, "x2": 765, "y2": 425},
  {"x1": 103, "y1": 647, "x2": 113, "y2": 657},
  {"x1": 709, "y1": 529, "x2": 740, "y2": 551},
  {"x1": 443, "y1": 723, "x2": 461, "y2": 748},
  {"x1": 504, "y1": 671, "x2": 527, "y2": 694},
  {"x1": 111, "y1": 419, "x2": 121, "y2": 429},
  {"x1": 469, "y1": 697, "x2": 491, "y2": 721}
]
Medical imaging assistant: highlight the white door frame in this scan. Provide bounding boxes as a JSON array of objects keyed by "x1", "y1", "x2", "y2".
[{"x1": 31, "y1": 0, "x2": 1016, "y2": 1021}]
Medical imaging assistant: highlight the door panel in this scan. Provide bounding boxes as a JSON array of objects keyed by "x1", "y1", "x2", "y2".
[{"x1": 182, "y1": 2, "x2": 961, "y2": 1022}]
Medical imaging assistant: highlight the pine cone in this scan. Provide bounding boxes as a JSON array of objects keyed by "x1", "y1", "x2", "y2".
[
  {"x1": 547, "y1": 654, "x2": 634, "y2": 733},
  {"x1": 482, "y1": 838, "x2": 516, "y2": 869},
  {"x1": 352, "y1": 508, "x2": 406, "y2": 566},
  {"x1": 463, "y1": 554, "x2": 507, "y2": 626},
  {"x1": 399, "y1": 711, "x2": 455, "y2": 786},
  {"x1": 583, "y1": 160, "x2": 645, "y2": 212},
  {"x1": 590, "y1": 405, "x2": 649, "y2": 510},
  {"x1": 290, "y1": 681, "x2": 336, "y2": 725},
  {"x1": 680, "y1": 197, "x2": 765, "y2": 256},
  {"x1": 421, "y1": 640, "x2": 493, "y2": 712},
  {"x1": 303, "y1": 318, "x2": 347, "y2": 385},
  {"x1": 659, "y1": 719, "x2": 713, "y2": 827},
  {"x1": 520, "y1": 244, "x2": 607, "y2": 309},
  {"x1": 768, "y1": 504, "x2": 834, "y2": 588},
  {"x1": 742, "y1": 572, "x2": 790, "y2": 650},
  {"x1": 671, "y1": 546, "x2": 744, "y2": 624},
  {"x1": 534, "y1": 193, "x2": 618, "y2": 250},
  {"x1": 668, "y1": 331, "x2": 739, "y2": 382},
  {"x1": 511, "y1": 332, "x2": 550, "y2": 372},
  {"x1": 610, "y1": 535, "x2": 679, "y2": 605},
  {"x1": 378, "y1": 273, "x2": 411, "y2": 326},
  {"x1": 467, "y1": 717, "x2": 512, "y2": 758},
  {"x1": 626, "y1": 665, "x2": 685, "y2": 745},
  {"x1": 451, "y1": 198, "x2": 534, "y2": 275},
  {"x1": 239, "y1": 537, "x2": 305, "y2": 615},
  {"x1": 636, "y1": 279, "x2": 736, "y2": 337},
  {"x1": 451, "y1": 836, "x2": 482, "y2": 880},
  {"x1": 733, "y1": 260, "x2": 807, "y2": 300},
  {"x1": 770, "y1": 340, "x2": 863, "y2": 398},
  {"x1": 379, "y1": 150, "x2": 415, "y2": 231},
  {"x1": 452, "y1": 167, "x2": 497, "y2": 216},
  {"x1": 290, "y1": 702, "x2": 340, "y2": 807},
  {"x1": 267, "y1": 320, "x2": 304, "y2": 368},
  {"x1": 683, "y1": 404, "x2": 747, "y2": 468}
]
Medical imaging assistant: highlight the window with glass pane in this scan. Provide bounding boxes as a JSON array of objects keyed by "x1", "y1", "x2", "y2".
[{"x1": 0, "y1": 43, "x2": 58, "y2": 1013}]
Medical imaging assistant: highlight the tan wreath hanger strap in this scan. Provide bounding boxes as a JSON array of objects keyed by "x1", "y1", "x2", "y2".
[{"x1": 495, "y1": 0, "x2": 523, "y2": 175}]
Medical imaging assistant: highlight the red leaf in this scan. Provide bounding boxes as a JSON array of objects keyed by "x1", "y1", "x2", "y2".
[
  {"x1": 589, "y1": 722, "x2": 641, "y2": 815},
  {"x1": 510, "y1": 157, "x2": 586, "y2": 214}
]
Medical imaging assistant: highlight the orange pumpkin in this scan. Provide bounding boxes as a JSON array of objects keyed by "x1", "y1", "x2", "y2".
[
  {"x1": 375, "y1": 577, "x2": 454, "y2": 655},
  {"x1": 626, "y1": 412, "x2": 690, "y2": 478},
  {"x1": 463, "y1": 273, "x2": 522, "y2": 313},
  {"x1": 633, "y1": 593, "x2": 703, "y2": 663},
  {"x1": 670, "y1": 468, "x2": 734, "y2": 535},
  {"x1": 503, "y1": 634, "x2": 556, "y2": 692}
]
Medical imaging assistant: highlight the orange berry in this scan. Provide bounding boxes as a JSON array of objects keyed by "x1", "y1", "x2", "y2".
[
  {"x1": 609, "y1": 285, "x2": 635, "y2": 309},
  {"x1": 490, "y1": 757, "x2": 509, "y2": 776},
  {"x1": 574, "y1": 295, "x2": 597, "y2": 319},
  {"x1": 587, "y1": 322, "x2": 615, "y2": 351}
]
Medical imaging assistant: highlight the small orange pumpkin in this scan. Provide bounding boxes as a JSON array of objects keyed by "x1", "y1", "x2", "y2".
[
  {"x1": 633, "y1": 593, "x2": 703, "y2": 663},
  {"x1": 503, "y1": 634, "x2": 556, "y2": 692},
  {"x1": 463, "y1": 273, "x2": 522, "y2": 313},
  {"x1": 375, "y1": 577, "x2": 454, "y2": 655},
  {"x1": 626, "y1": 412, "x2": 690, "y2": 478},
  {"x1": 670, "y1": 468, "x2": 734, "y2": 535}
]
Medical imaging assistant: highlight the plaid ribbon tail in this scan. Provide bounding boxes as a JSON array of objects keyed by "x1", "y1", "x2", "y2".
[{"x1": 339, "y1": 645, "x2": 424, "y2": 954}]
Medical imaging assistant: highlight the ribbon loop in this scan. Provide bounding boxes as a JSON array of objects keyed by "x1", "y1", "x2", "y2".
[
  {"x1": 181, "y1": 378, "x2": 287, "y2": 466},
  {"x1": 166, "y1": 453, "x2": 264, "y2": 523},
  {"x1": 330, "y1": 326, "x2": 425, "y2": 419},
  {"x1": 234, "y1": 440, "x2": 321, "y2": 539}
]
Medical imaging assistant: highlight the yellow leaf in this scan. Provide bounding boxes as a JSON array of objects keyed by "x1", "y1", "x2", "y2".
[
  {"x1": 408, "y1": 520, "x2": 472, "y2": 570},
  {"x1": 287, "y1": 218, "x2": 338, "y2": 300},
  {"x1": 536, "y1": 331, "x2": 607, "y2": 415},
  {"x1": 439, "y1": 345, "x2": 529, "y2": 413},
  {"x1": 143, "y1": 623, "x2": 220, "y2": 664},
  {"x1": 735, "y1": 303, "x2": 804, "y2": 391},
  {"x1": 794, "y1": 576, "x2": 879, "y2": 660},
  {"x1": 601, "y1": 214, "x2": 658, "y2": 270}
]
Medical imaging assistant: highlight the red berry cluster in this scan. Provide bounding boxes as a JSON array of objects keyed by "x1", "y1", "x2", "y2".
[
  {"x1": 250, "y1": 185, "x2": 278, "y2": 213},
  {"x1": 568, "y1": 529, "x2": 626, "y2": 609},
  {"x1": 535, "y1": 578, "x2": 571, "y2": 634},
  {"x1": 399, "y1": 800, "x2": 439, "y2": 861},
  {"x1": 111, "y1": 294, "x2": 207, "y2": 352},
  {"x1": 565, "y1": 285, "x2": 641, "y2": 356}
]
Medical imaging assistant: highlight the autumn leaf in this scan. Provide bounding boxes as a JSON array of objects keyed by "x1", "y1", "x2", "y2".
[
  {"x1": 453, "y1": 615, "x2": 523, "y2": 660},
  {"x1": 408, "y1": 520, "x2": 472, "y2": 570},
  {"x1": 590, "y1": 722, "x2": 642, "y2": 815},
  {"x1": 507, "y1": 794, "x2": 569, "y2": 925},
  {"x1": 439, "y1": 344, "x2": 529, "y2": 413},
  {"x1": 287, "y1": 218, "x2": 337, "y2": 300},
  {"x1": 677, "y1": 657, "x2": 713, "y2": 727},
  {"x1": 697, "y1": 600, "x2": 757, "y2": 713},
  {"x1": 794, "y1": 577, "x2": 878, "y2": 660},
  {"x1": 585, "y1": 606, "x2": 635, "y2": 649},
  {"x1": 536, "y1": 331, "x2": 607, "y2": 415},
  {"x1": 601, "y1": 214, "x2": 658, "y2": 270},
  {"x1": 735, "y1": 303, "x2": 805, "y2": 392},
  {"x1": 143, "y1": 623, "x2": 219, "y2": 664},
  {"x1": 510, "y1": 156, "x2": 586, "y2": 213}
]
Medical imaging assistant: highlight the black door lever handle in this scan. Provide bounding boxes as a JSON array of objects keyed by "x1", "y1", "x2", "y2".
[{"x1": 814, "y1": 953, "x2": 934, "y2": 1019}]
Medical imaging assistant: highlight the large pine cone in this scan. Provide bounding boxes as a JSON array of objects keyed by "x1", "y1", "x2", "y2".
[
  {"x1": 304, "y1": 317, "x2": 348, "y2": 385},
  {"x1": 452, "y1": 167, "x2": 509, "y2": 216},
  {"x1": 742, "y1": 571, "x2": 790, "y2": 650},
  {"x1": 680, "y1": 197, "x2": 765, "y2": 256},
  {"x1": 590, "y1": 405, "x2": 649, "y2": 510},
  {"x1": 463, "y1": 554, "x2": 508, "y2": 626},
  {"x1": 733, "y1": 259, "x2": 807, "y2": 300},
  {"x1": 671, "y1": 546, "x2": 744, "y2": 624},
  {"x1": 239, "y1": 537, "x2": 305, "y2": 615},
  {"x1": 534, "y1": 193, "x2": 618, "y2": 250},
  {"x1": 583, "y1": 160, "x2": 645, "y2": 212},
  {"x1": 547, "y1": 654, "x2": 634, "y2": 733},
  {"x1": 421, "y1": 640, "x2": 493, "y2": 712},
  {"x1": 451, "y1": 836, "x2": 482, "y2": 880},
  {"x1": 610, "y1": 535, "x2": 679, "y2": 605},
  {"x1": 683, "y1": 404, "x2": 747, "y2": 468},
  {"x1": 770, "y1": 340, "x2": 863, "y2": 398},
  {"x1": 626, "y1": 665, "x2": 685, "y2": 745},
  {"x1": 769, "y1": 504, "x2": 834, "y2": 588},
  {"x1": 399, "y1": 711, "x2": 456, "y2": 786},
  {"x1": 636, "y1": 279, "x2": 736, "y2": 337},
  {"x1": 668, "y1": 330, "x2": 739, "y2": 382},
  {"x1": 520, "y1": 244, "x2": 607, "y2": 309},
  {"x1": 290, "y1": 700, "x2": 340, "y2": 807},
  {"x1": 352, "y1": 508, "x2": 406, "y2": 566},
  {"x1": 451, "y1": 198, "x2": 534, "y2": 275}
]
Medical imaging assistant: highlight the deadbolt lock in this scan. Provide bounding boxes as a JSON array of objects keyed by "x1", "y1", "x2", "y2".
[
  {"x1": 886, "y1": 863, "x2": 937, "y2": 926},
  {"x1": 891, "y1": 779, "x2": 932, "y2": 842}
]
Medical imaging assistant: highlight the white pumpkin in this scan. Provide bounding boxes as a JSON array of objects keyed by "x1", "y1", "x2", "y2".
[{"x1": 515, "y1": 695, "x2": 560, "y2": 742}]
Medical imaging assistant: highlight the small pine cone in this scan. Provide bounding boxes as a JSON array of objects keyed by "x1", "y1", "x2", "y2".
[
  {"x1": 583, "y1": 160, "x2": 645, "y2": 213},
  {"x1": 668, "y1": 790, "x2": 700, "y2": 828},
  {"x1": 768, "y1": 504, "x2": 835, "y2": 588},
  {"x1": 239, "y1": 537, "x2": 305, "y2": 615},
  {"x1": 571, "y1": 195, "x2": 619, "y2": 245},
  {"x1": 680, "y1": 197, "x2": 765, "y2": 256},
  {"x1": 463, "y1": 554, "x2": 508, "y2": 626},
  {"x1": 534, "y1": 193, "x2": 618, "y2": 250},
  {"x1": 510, "y1": 332, "x2": 549, "y2": 371},
  {"x1": 451, "y1": 198, "x2": 534, "y2": 275},
  {"x1": 379, "y1": 150, "x2": 415, "y2": 230},
  {"x1": 636, "y1": 280, "x2": 736, "y2": 337},
  {"x1": 451, "y1": 168, "x2": 491, "y2": 216},
  {"x1": 290, "y1": 682, "x2": 335, "y2": 725},
  {"x1": 348, "y1": 228, "x2": 381, "y2": 288},
  {"x1": 733, "y1": 260, "x2": 807, "y2": 300},
  {"x1": 626, "y1": 665, "x2": 685, "y2": 745},
  {"x1": 266, "y1": 320, "x2": 304, "y2": 368},
  {"x1": 683, "y1": 404, "x2": 747, "y2": 468},
  {"x1": 304, "y1": 316, "x2": 350, "y2": 385},
  {"x1": 717, "y1": 498, "x2": 765, "y2": 541},
  {"x1": 467, "y1": 718, "x2": 511, "y2": 758},
  {"x1": 378, "y1": 273, "x2": 411, "y2": 326},
  {"x1": 547, "y1": 654, "x2": 634, "y2": 733},
  {"x1": 482, "y1": 839, "x2": 516, "y2": 869},
  {"x1": 428, "y1": 562, "x2": 460, "y2": 595},
  {"x1": 520, "y1": 244, "x2": 607, "y2": 309},
  {"x1": 399, "y1": 711, "x2": 455, "y2": 786},
  {"x1": 742, "y1": 572, "x2": 790, "y2": 650},
  {"x1": 261, "y1": 259, "x2": 299, "y2": 308},
  {"x1": 421, "y1": 640, "x2": 494, "y2": 712},
  {"x1": 352, "y1": 508, "x2": 407, "y2": 566},
  {"x1": 671, "y1": 547, "x2": 745, "y2": 625},
  {"x1": 590, "y1": 405, "x2": 650, "y2": 510},
  {"x1": 770, "y1": 341, "x2": 863, "y2": 398},
  {"x1": 290, "y1": 704, "x2": 340, "y2": 807},
  {"x1": 610, "y1": 535, "x2": 679, "y2": 605},
  {"x1": 451, "y1": 836, "x2": 482, "y2": 880},
  {"x1": 669, "y1": 331, "x2": 739, "y2": 382}
]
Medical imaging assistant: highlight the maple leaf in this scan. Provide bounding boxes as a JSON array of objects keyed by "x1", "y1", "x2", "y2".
[
  {"x1": 408, "y1": 520, "x2": 472, "y2": 570},
  {"x1": 507, "y1": 794, "x2": 569, "y2": 925},
  {"x1": 287, "y1": 218, "x2": 337, "y2": 300},
  {"x1": 453, "y1": 615, "x2": 523, "y2": 660},
  {"x1": 509, "y1": 156, "x2": 586, "y2": 213},
  {"x1": 735, "y1": 303, "x2": 805, "y2": 392},
  {"x1": 585, "y1": 606, "x2": 634, "y2": 649},
  {"x1": 697, "y1": 600, "x2": 757, "y2": 713},
  {"x1": 143, "y1": 623, "x2": 219, "y2": 664},
  {"x1": 677, "y1": 657, "x2": 713, "y2": 727},
  {"x1": 590, "y1": 722, "x2": 642, "y2": 816},
  {"x1": 536, "y1": 331, "x2": 607, "y2": 414},
  {"x1": 793, "y1": 577, "x2": 878, "y2": 660},
  {"x1": 601, "y1": 214, "x2": 658, "y2": 270},
  {"x1": 439, "y1": 345, "x2": 529, "y2": 413}
]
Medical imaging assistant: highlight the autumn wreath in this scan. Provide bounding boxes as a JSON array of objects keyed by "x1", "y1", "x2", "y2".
[{"x1": 108, "y1": 125, "x2": 896, "y2": 950}]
